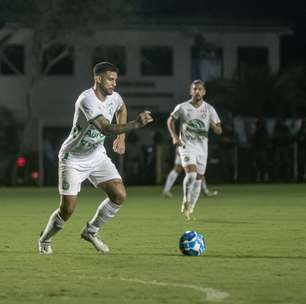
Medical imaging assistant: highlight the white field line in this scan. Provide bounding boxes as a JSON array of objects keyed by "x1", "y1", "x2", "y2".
[{"x1": 107, "y1": 276, "x2": 229, "y2": 302}]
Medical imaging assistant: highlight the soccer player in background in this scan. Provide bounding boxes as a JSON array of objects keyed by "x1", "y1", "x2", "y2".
[
  {"x1": 38, "y1": 62, "x2": 153, "y2": 254},
  {"x1": 162, "y1": 148, "x2": 218, "y2": 198},
  {"x1": 167, "y1": 80, "x2": 222, "y2": 220}
]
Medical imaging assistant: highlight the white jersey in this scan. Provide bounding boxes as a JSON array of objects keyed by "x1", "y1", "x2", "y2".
[
  {"x1": 170, "y1": 99, "x2": 221, "y2": 151},
  {"x1": 59, "y1": 88, "x2": 124, "y2": 158}
]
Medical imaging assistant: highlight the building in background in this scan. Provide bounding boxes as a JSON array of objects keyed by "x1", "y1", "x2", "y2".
[{"x1": 0, "y1": 18, "x2": 291, "y2": 185}]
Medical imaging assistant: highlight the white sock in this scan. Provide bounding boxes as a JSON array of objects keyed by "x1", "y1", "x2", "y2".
[
  {"x1": 88, "y1": 198, "x2": 121, "y2": 234},
  {"x1": 163, "y1": 169, "x2": 178, "y2": 193},
  {"x1": 40, "y1": 208, "x2": 65, "y2": 242},
  {"x1": 190, "y1": 180, "x2": 202, "y2": 211},
  {"x1": 183, "y1": 172, "x2": 197, "y2": 203},
  {"x1": 202, "y1": 179, "x2": 209, "y2": 193}
]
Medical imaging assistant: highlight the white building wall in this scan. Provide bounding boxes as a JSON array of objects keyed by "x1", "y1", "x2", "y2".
[{"x1": 0, "y1": 27, "x2": 287, "y2": 150}]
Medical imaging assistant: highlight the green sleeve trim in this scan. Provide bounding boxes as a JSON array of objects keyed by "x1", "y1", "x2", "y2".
[{"x1": 170, "y1": 114, "x2": 179, "y2": 120}]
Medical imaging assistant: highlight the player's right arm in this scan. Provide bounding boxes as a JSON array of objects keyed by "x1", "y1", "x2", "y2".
[
  {"x1": 167, "y1": 115, "x2": 183, "y2": 146},
  {"x1": 92, "y1": 111, "x2": 153, "y2": 136}
]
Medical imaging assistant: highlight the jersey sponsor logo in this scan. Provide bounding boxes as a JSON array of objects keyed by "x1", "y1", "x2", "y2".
[
  {"x1": 188, "y1": 119, "x2": 205, "y2": 130},
  {"x1": 78, "y1": 126, "x2": 105, "y2": 150},
  {"x1": 86, "y1": 128, "x2": 104, "y2": 139},
  {"x1": 184, "y1": 119, "x2": 208, "y2": 140}
]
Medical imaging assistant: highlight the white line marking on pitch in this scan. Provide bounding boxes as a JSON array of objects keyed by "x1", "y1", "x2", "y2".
[{"x1": 109, "y1": 276, "x2": 229, "y2": 302}]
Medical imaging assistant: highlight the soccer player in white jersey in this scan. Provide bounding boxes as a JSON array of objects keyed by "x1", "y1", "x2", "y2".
[
  {"x1": 38, "y1": 62, "x2": 153, "y2": 254},
  {"x1": 162, "y1": 148, "x2": 218, "y2": 198},
  {"x1": 167, "y1": 80, "x2": 222, "y2": 220}
]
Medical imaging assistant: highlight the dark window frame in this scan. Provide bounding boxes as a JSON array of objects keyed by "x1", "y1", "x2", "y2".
[{"x1": 141, "y1": 46, "x2": 173, "y2": 76}]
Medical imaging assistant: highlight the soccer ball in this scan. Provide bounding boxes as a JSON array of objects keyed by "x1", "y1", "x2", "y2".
[{"x1": 179, "y1": 231, "x2": 206, "y2": 256}]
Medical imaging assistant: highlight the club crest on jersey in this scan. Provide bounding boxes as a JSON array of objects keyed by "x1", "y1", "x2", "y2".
[
  {"x1": 184, "y1": 156, "x2": 190, "y2": 162},
  {"x1": 108, "y1": 103, "x2": 115, "y2": 116},
  {"x1": 201, "y1": 110, "x2": 207, "y2": 119}
]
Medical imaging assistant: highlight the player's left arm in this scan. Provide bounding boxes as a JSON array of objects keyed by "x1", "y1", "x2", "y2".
[
  {"x1": 113, "y1": 103, "x2": 127, "y2": 154},
  {"x1": 210, "y1": 121, "x2": 222, "y2": 135},
  {"x1": 209, "y1": 106, "x2": 222, "y2": 135}
]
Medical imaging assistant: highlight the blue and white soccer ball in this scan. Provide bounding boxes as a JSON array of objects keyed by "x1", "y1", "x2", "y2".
[{"x1": 179, "y1": 231, "x2": 206, "y2": 256}]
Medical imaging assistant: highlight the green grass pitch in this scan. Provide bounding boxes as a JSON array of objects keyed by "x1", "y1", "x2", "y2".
[{"x1": 0, "y1": 184, "x2": 306, "y2": 304}]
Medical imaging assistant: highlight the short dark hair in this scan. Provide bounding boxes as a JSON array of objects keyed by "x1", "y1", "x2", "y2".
[
  {"x1": 191, "y1": 79, "x2": 206, "y2": 89},
  {"x1": 93, "y1": 62, "x2": 119, "y2": 76}
]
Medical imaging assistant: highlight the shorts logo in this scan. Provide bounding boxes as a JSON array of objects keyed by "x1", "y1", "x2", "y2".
[
  {"x1": 184, "y1": 156, "x2": 190, "y2": 162},
  {"x1": 62, "y1": 180, "x2": 70, "y2": 190}
]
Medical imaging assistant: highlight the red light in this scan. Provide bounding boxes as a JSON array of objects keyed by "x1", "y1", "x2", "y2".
[
  {"x1": 17, "y1": 156, "x2": 26, "y2": 167},
  {"x1": 31, "y1": 171, "x2": 40, "y2": 180}
]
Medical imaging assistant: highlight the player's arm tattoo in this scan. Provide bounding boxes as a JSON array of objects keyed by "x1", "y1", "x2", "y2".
[
  {"x1": 92, "y1": 110, "x2": 153, "y2": 135},
  {"x1": 92, "y1": 114, "x2": 140, "y2": 135},
  {"x1": 115, "y1": 103, "x2": 128, "y2": 139}
]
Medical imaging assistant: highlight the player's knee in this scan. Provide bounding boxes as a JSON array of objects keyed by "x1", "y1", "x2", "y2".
[
  {"x1": 59, "y1": 197, "x2": 76, "y2": 220},
  {"x1": 60, "y1": 204, "x2": 75, "y2": 220},
  {"x1": 110, "y1": 188, "x2": 127, "y2": 205},
  {"x1": 186, "y1": 172, "x2": 197, "y2": 182},
  {"x1": 59, "y1": 206, "x2": 74, "y2": 220},
  {"x1": 117, "y1": 188, "x2": 127, "y2": 204},
  {"x1": 175, "y1": 165, "x2": 183, "y2": 174},
  {"x1": 197, "y1": 174, "x2": 203, "y2": 180}
]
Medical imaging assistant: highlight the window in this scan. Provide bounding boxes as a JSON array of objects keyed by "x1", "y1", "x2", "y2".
[
  {"x1": 92, "y1": 46, "x2": 126, "y2": 75},
  {"x1": 238, "y1": 47, "x2": 268, "y2": 77},
  {"x1": 42, "y1": 44, "x2": 74, "y2": 75},
  {"x1": 0, "y1": 45, "x2": 25, "y2": 75},
  {"x1": 191, "y1": 46, "x2": 223, "y2": 81},
  {"x1": 141, "y1": 46, "x2": 173, "y2": 76}
]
